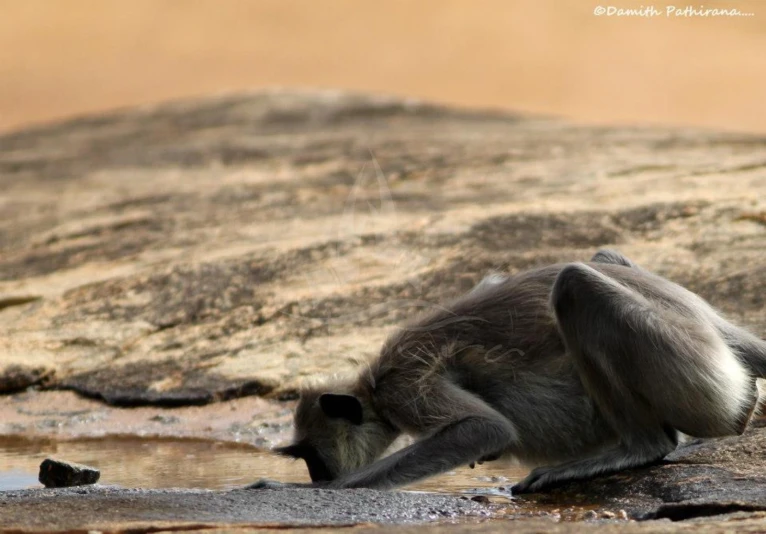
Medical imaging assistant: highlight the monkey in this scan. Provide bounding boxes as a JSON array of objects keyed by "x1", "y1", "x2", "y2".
[{"x1": 249, "y1": 249, "x2": 766, "y2": 494}]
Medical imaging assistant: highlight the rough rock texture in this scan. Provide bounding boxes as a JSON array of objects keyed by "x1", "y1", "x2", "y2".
[
  {"x1": 1, "y1": 91, "x2": 766, "y2": 530},
  {"x1": 0, "y1": 486, "x2": 489, "y2": 529},
  {"x1": 1, "y1": 90, "x2": 764, "y2": 405},
  {"x1": 0, "y1": 389, "x2": 294, "y2": 448},
  {"x1": 167, "y1": 515, "x2": 766, "y2": 534},
  {"x1": 37, "y1": 457, "x2": 100, "y2": 488}
]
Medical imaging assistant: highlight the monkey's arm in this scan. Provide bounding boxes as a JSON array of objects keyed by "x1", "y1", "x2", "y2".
[
  {"x1": 329, "y1": 381, "x2": 518, "y2": 490},
  {"x1": 329, "y1": 416, "x2": 514, "y2": 489}
]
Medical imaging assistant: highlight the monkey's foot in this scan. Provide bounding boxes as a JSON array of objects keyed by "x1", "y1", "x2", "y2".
[{"x1": 511, "y1": 466, "x2": 565, "y2": 494}]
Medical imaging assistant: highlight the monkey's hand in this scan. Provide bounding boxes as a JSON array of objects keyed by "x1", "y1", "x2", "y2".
[
  {"x1": 511, "y1": 466, "x2": 560, "y2": 494},
  {"x1": 244, "y1": 479, "x2": 313, "y2": 490},
  {"x1": 469, "y1": 452, "x2": 502, "y2": 468}
]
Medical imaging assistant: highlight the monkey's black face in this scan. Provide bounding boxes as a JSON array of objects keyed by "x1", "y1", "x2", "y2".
[{"x1": 276, "y1": 442, "x2": 335, "y2": 482}]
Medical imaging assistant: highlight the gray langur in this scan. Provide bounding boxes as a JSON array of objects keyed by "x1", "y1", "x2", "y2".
[{"x1": 250, "y1": 249, "x2": 766, "y2": 493}]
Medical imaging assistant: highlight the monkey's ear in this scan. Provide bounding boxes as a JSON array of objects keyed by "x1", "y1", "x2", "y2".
[{"x1": 319, "y1": 393, "x2": 363, "y2": 425}]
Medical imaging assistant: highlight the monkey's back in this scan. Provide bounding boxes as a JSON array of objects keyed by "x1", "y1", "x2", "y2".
[{"x1": 377, "y1": 261, "x2": 720, "y2": 374}]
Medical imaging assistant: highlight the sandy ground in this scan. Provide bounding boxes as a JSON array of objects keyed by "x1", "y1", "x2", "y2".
[{"x1": 0, "y1": 0, "x2": 765, "y2": 134}]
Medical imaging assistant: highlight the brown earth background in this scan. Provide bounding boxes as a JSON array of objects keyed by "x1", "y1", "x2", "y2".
[{"x1": 1, "y1": 0, "x2": 765, "y2": 134}]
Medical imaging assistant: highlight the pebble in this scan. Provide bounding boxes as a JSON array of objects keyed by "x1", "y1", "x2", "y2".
[{"x1": 38, "y1": 458, "x2": 101, "y2": 488}]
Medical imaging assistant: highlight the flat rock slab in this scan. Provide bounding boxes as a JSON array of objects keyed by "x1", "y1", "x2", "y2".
[
  {"x1": 202, "y1": 515, "x2": 766, "y2": 534},
  {"x1": 0, "y1": 90, "x2": 764, "y2": 405},
  {"x1": 0, "y1": 486, "x2": 489, "y2": 530}
]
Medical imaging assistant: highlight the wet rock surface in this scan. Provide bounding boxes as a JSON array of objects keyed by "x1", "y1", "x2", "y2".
[
  {"x1": 37, "y1": 457, "x2": 100, "y2": 488},
  {"x1": 3, "y1": 396, "x2": 766, "y2": 529},
  {"x1": 0, "y1": 486, "x2": 489, "y2": 529},
  {"x1": 0, "y1": 389, "x2": 294, "y2": 449}
]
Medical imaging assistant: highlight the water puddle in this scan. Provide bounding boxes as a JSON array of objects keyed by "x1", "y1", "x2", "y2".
[{"x1": 0, "y1": 435, "x2": 529, "y2": 494}]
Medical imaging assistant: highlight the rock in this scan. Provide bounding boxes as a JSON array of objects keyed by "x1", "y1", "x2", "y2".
[
  {"x1": 0, "y1": 90, "x2": 763, "y2": 405},
  {"x1": 0, "y1": 487, "x2": 487, "y2": 528},
  {"x1": 3, "y1": 486, "x2": 766, "y2": 532},
  {"x1": 38, "y1": 458, "x2": 101, "y2": 488},
  {"x1": 0, "y1": 364, "x2": 53, "y2": 393}
]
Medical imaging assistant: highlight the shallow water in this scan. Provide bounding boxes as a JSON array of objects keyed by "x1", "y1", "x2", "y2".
[{"x1": 0, "y1": 435, "x2": 528, "y2": 494}]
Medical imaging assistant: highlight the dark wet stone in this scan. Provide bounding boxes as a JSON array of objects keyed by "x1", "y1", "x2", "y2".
[{"x1": 38, "y1": 458, "x2": 101, "y2": 488}]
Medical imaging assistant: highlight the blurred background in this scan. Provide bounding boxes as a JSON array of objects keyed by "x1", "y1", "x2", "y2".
[{"x1": 0, "y1": 0, "x2": 763, "y2": 134}]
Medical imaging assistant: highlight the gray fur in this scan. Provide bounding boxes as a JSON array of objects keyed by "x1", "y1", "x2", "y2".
[
  {"x1": 255, "y1": 249, "x2": 766, "y2": 494},
  {"x1": 590, "y1": 248, "x2": 638, "y2": 269}
]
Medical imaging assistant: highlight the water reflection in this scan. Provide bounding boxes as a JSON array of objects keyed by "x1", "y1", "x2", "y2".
[{"x1": 0, "y1": 435, "x2": 528, "y2": 493}]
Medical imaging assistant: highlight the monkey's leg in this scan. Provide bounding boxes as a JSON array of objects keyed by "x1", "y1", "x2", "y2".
[
  {"x1": 590, "y1": 248, "x2": 637, "y2": 268},
  {"x1": 514, "y1": 262, "x2": 737, "y2": 494},
  {"x1": 555, "y1": 263, "x2": 753, "y2": 435},
  {"x1": 329, "y1": 381, "x2": 518, "y2": 490}
]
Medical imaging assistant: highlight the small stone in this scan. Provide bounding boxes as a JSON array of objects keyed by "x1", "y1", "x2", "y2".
[
  {"x1": 583, "y1": 510, "x2": 598, "y2": 520},
  {"x1": 600, "y1": 510, "x2": 616, "y2": 519},
  {"x1": 470, "y1": 495, "x2": 490, "y2": 504},
  {"x1": 616, "y1": 509, "x2": 629, "y2": 520},
  {"x1": 38, "y1": 458, "x2": 100, "y2": 488}
]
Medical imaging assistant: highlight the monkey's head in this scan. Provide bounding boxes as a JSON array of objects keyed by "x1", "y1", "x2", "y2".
[{"x1": 275, "y1": 387, "x2": 395, "y2": 483}]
